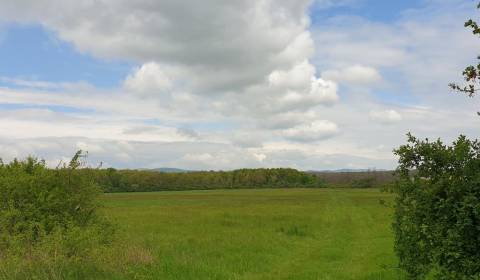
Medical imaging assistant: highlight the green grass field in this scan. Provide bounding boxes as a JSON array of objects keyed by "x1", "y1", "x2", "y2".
[{"x1": 102, "y1": 188, "x2": 405, "y2": 280}]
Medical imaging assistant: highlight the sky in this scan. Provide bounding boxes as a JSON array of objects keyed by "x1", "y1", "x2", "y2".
[{"x1": 0, "y1": 0, "x2": 478, "y2": 170}]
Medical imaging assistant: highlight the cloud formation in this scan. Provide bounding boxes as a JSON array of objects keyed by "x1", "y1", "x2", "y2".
[
  {"x1": 322, "y1": 65, "x2": 382, "y2": 86},
  {"x1": 282, "y1": 120, "x2": 339, "y2": 142},
  {"x1": 1, "y1": 0, "x2": 314, "y2": 93},
  {"x1": 0, "y1": 0, "x2": 479, "y2": 170},
  {"x1": 369, "y1": 110, "x2": 402, "y2": 124}
]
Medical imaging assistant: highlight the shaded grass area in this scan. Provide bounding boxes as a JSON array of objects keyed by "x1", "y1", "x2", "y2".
[{"x1": 101, "y1": 188, "x2": 405, "y2": 279}]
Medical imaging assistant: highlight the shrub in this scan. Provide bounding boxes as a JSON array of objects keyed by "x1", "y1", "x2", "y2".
[
  {"x1": 393, "y1": 134, "x2": 480, "y2": 279},
  {"x1": 0, "y1": 151, "x2": 113, "y2": 256}
]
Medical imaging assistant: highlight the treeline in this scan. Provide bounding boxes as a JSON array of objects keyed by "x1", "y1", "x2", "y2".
[
  {"x1": 88, "y1": 168, "x2": 323, "y2": 192},
  {"x1": 309, "y1": 170, "x2": 396, "y2": 188}
]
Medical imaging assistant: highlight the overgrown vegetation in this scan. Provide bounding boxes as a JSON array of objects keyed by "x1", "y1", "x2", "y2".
[
  {"x1": 0, "y1": 152, "x2": 118, "y2": 279},
  {"x1": 92, "y1": 168, "x2": 323, "y2": 192},
  {"x1": 393, "y1": 134, "x2": 480, "y2": 279},
  {"x1": 0, "y1": 155, "x2": 328, "y2": 278}
]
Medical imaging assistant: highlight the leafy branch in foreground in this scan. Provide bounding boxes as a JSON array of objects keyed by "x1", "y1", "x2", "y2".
[
  {"x1": 393, "y1": 134, "x2": 480, "y2": 279},
  {"x1": 449, "y1": 2, "x2": 480, "y2": 98}
]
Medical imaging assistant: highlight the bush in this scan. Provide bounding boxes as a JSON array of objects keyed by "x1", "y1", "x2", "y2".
[
  {"x1": 0, "y1": 151, "x2": 113, "y2": 259},
  {"x1": 393, "y1": 134, "x2": 480, "y2": 279}
]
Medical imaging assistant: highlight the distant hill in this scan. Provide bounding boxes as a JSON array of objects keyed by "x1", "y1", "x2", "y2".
[{"x1": 149, "y1": 168, "x2": 193, "y2": 173}]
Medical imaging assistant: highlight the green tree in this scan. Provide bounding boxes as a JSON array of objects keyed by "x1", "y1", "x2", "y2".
[
  {"x1": 393, "y1": 135, "x2": 480, "y2": 279},
  {"x1": 393, "y1": 3, "x2": 480, "y2": 279}
]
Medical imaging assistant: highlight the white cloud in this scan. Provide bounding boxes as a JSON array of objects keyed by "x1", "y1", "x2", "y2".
[
  {"x1": 0, "y1": 0, "x2": 340, "y2": 140},
  {"x1": 182, "y1": 153, "x2": 214, "y2": 163},
  {"x1": 258, "y1": 111, "x2": 318, "y2": 130},
  {"x1": 282, "y1": 120, "x2": 339, "y2": 142},
  {"x1": 275, "y1": 78, "x2": 338, "y2": 111},
  {"x1": 76, "y1": 141, "x2": 104, "y2": 153},
  {"x1": 0, "y1": 76, "x2": 95, "y2": 91},
  {"x1": 269, "y1": 60, "x2": 316, "y2": 90},
  {"x1": 253, "y1": 153, "x2": 267, "y2": 162},
  {"x1": 0, "y1": 0, "x2": 314, "y2": 94},
  {"x1": 321, "y1": 65, "x2": 382, "y2": 86},
  {"x1": 123, "y1": 62, "x2": 176, "y2": 96},
  {"x1": 0, "y1": 135, "x2": 400, "y2": 170},
  {"x1": 369, "y1": 110, "x2": 402, "y2": 124},
  {"x1": 312, "y1": 6, "x2": 480, "y2": 100},
  {"x1": 0, "y1": 0, "x2": 479, "y2": 171},
  {"x1": 313, "y1": 17, "x2": 410, "y2": 69}
]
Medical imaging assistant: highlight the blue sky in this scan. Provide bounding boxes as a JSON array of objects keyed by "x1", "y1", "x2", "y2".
[
  {"x1": 0, "y1": 0, "x2": 478, "y2": 170},
  {"x1": 0, "y1": 24, "x2": 131, "y2": 88},
  {"x1": 311, "y1": 0, "x2": 424, "y2": 24}
]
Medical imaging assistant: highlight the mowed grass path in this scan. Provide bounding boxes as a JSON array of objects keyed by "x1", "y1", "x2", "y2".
[{"x1": 103, "y1": 188, "x2": 404, "y2": 280}]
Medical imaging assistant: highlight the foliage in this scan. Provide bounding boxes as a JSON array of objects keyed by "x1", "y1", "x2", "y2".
[
  {"x1": 449, "y1": 2, "x2": 480, "y2": 99},
  {"x1": 91, "y1": 168, "x2": 323, "y2": 192},
  {"x1": 0, "y1": 151, "x2": 114, "y2": 276},
  {"x1": 393, "y1": 134, "x2": 480, "y2": 279}
]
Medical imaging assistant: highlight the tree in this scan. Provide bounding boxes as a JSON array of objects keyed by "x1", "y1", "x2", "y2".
[
  {"x1": 393, "y1": 3, "x2": 480, "y2": 279},
  {"x1": 393, "y1": 135, "x2": 480, "y2": 279}
]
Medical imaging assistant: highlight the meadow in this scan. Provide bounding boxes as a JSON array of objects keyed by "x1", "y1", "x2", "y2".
[{"x1": 101, "y1": 188, "x2": 405, "y2": 279}]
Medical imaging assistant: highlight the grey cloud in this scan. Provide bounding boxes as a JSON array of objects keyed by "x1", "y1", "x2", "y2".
[
  {"x1": 0, "y1": 136, "x2": 398, "y2": 171},
  {"x1": 176, "y1": 127, "x2": 199, "y2": 139},
  {"x1": 321, "y1": 65, "x2": 382, "y2": 86},
  {"x1": 282, "y1": 120, "x2": 339, "y2": 142},
  {"x1": 0, "y1": 0, "x2": 312, "y2": 93},
  {"x1": 0, "y1": 0, "x2": 343, "y2": 141},
  {"x1": 0, "y1": 137, "x2": 266, "y2": 170},
  {"x1": 2, "y1": 0, "x2": 479, "y2": 171},
  {"x1": 122, "y1": 126, "x2": 159, "y2": 135}
]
